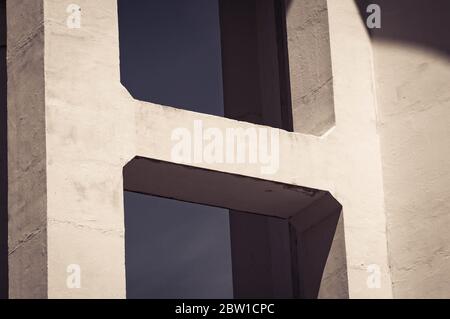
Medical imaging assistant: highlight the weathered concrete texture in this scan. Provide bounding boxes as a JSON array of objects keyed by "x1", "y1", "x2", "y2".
[
  {"x1": 0, "y1": 0, "x2": 8, "y2": 299},
  {"x1": 8, "y1": 0, "x2": 394, "y2": 298},
  {"x1": 285, "y1": 0, "x2": 335, "y2": 135},
  {"x1": 7, "y1": 0, "x2": 47, "y2": 298},
  {"x1": 369, "y1": 0, "x2": 450, "y2": 298},
  {"x1": 324, "y1": 0, "x2": 393, "y2": 298},
  {"x1": 44, "y1": 0, "x2": 130, "y2": 298}
]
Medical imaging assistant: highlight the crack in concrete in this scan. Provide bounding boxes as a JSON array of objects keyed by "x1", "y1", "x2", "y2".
[
  {"x1": 8, "y1": 21, "x2": 45, "y2": 60},
  {"x1": 299, "y1": 77, "x2": 333, "y2": 101},
  {"x1": 48, "y1": 218, "x2": 124, "y2": 237},
  {"x1": 8, "y1": 226, "x2": 44, "y2": 256},
  {"x1": 291, "y1": 7, "x2": 329, "y2": 32}
]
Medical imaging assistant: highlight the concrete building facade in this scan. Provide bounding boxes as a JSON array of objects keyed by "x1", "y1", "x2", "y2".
[{"x1": 1, "y1": 0, "x2": 449, "y2": 298}]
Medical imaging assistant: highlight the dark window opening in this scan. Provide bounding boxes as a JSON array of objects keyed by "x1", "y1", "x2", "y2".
[
  {"x1": 219, "y1": 0, "x2": 293, "y2": 130},
  {"x1": 118, "y1": 0, "x2": 293, "y2": 131},
  {"x1": 118, "y1": 0, "x2": 224, "y2": 117},
  {"x1": 124, "y1": 192, "x2": 234, "y2": 299}
]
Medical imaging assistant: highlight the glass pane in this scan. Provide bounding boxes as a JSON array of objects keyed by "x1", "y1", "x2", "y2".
[
  {"x1": 118, "y1": 0, "x2": 224, "y2": 116},
  {"x1": 124, "y1": 191, "x2": 233, "y2": 299}
]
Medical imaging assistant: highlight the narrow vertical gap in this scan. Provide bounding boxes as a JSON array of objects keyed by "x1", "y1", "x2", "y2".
[
  {"x1": 0, "y1": 0, "x2": 8, "y2": 299},
  {"x1": 274, "y1": 0, "x2": 293, "y2": 131},
  {"x1": 218, "y1": 0, "x2": 293, "y2": 131},
  {"x1": 219, "y1": 0, "x2": 296, "y2": 298},
  {"x1": 228, "y1": 211, "x2": 274, "y2": 298},
  {"x1": 229, "y1": 211, "x2": 297, "y2": 298}
]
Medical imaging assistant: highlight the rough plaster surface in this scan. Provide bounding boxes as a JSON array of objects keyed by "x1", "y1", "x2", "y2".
[
  {"x1": 7, "y1": 0, "x2": 47, "y2": 298},
  {"x1": 8, "y1": 0, "x2": 394, "y2": 298},
  {"x1": 286, "y1": 0, "x2": 335, "y2": 136},
  {"x1": 378, "y1": 46, "x2": 450, "y2": 297},
  {"x1": 369, "y1": 1, "x2": 450, "y2": 298}
]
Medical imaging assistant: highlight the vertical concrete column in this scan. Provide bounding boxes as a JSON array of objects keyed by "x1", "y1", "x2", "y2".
[
  {"x1": 0, "y1": 0, "x2": 8, "y2": 299},
  {"x1": 8, "y1": 0, "x2": 133, "y2": 298},
  {"x1": 287, "y1": 0, "x2": 394, "y2": 297},
  {"x1": 326, "y1": 0, "x2": 393, "y2": 298},
  {"x1": 7, "y1": 0, "x2": 47, "y2": 298},
  {"x1": 285, "y1": 0, "x2": 335, "y2": 135},
  {"x1": 44, "y1": 0, "x2": 132, "y2": 298}
]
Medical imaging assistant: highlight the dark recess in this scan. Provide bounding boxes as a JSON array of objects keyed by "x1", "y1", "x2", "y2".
[{"x1": 218, "y1": 0, "x2": 293, "y2": 131}]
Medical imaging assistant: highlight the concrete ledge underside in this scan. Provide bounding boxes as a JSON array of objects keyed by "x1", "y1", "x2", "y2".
[{"x1": 124, "y1": 157, "x2": 329, "y2": 219}]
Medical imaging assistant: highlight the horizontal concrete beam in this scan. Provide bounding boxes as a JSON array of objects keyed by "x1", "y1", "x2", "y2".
[{"x1": 124, "y1": 157, "x2": 324, "y2": 219}]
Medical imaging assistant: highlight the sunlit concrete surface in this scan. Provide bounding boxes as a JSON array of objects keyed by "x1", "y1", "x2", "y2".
[{"x1": 4, "y1": 0, "x2": 450, "y2": 299}]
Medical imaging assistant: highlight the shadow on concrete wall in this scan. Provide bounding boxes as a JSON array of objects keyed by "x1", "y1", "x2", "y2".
[
  {"x1": 0, "y1": 0, "x2": 7, "y2": 299},
  {"x1": 355, "y1": 0, "x2": 450, "y2": 56},
  {"x1": 287, "y1": 0, "x2": 450, "y2": 56}
]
